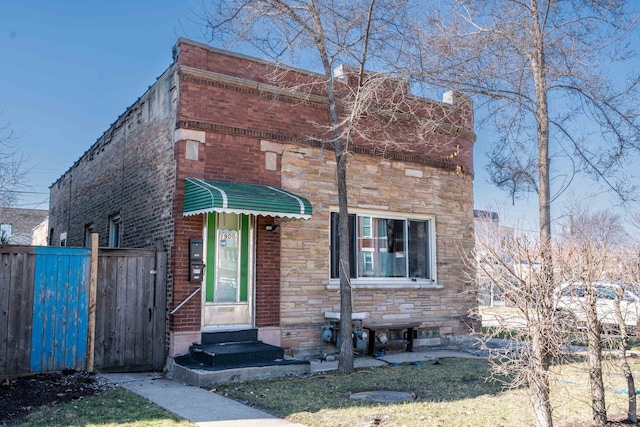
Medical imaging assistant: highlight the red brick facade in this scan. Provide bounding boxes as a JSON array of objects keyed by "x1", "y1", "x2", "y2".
[{"x1": 49, "y1": 38, "x2": 477, "y2": 359}]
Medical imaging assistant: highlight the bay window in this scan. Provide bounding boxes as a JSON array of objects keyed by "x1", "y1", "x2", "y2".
[{"x1": 330, "y1": 212, "x2": 435, "y2": 283}]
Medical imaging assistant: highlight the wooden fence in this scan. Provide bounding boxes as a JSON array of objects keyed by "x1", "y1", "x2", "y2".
[
  {"x1": 0, "y1": 239, "x2": 167, "y2": 378},
  {"x1": 94, "y1": 246, "x2": 167, "y2": 372}
]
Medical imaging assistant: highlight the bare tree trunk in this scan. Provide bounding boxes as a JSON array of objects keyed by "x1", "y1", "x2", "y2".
[
  {"x1": 335, "y1": 149, "x2": 354, "y2": 373},
  {"x1": 306, "y1": 0, "x2": 356, "y2": 372},
  {"x1": 529, "y1": 4, "x2": 554, "y2": 425},
  {"x1": 614, "y1": 291, "x2": 637, "y2": 423},
  {"x1": 531, "y1": 329, "x2": 553, "y2": 427},
  {"x1": 316, "y1": 40, "x2": 355, "y2": 374},
  {"x1": 585, "y1": 288, "x2": 607, "y2": 426}
]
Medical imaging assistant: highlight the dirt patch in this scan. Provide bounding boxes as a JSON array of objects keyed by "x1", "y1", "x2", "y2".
[{"x1": 0, "y1": 369, "x2": 114, "y2": 425}]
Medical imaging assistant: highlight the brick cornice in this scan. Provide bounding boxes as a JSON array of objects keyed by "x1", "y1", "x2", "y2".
[
  {"x1": 175, "y1": 119, "x2": 470, "y2": 175},
  {"x1": 177, "y1": 65, "x2": 476, "y2": 142},
  {"x1": 178, "y1": 65, "x2": 329, "y2": 110}
]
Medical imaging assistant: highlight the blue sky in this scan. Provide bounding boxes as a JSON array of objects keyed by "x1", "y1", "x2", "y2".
[
  {"x1": 1, "y1": 0, "x2": 207, "y2": 209},
  {"x1": 1, "y1": 1, "x2": 635, "y2": 233}
]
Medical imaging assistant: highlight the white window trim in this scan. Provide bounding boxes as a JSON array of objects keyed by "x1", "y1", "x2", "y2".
[
  {"x1": 327, "y1": 207, "x2": 439, "y2": 289},
  {"x1": 360, "y1": 216, "x2": 373, "y2": 238}
]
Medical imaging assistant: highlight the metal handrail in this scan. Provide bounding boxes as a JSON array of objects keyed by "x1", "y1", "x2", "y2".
[{"x1": 169, "y1": 286, "x2": 201, "y2": 315}]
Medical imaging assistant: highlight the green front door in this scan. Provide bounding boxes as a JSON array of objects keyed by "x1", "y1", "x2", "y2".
[{"x1": 202, "y1": 212, "x2": 253, "y2": 328}]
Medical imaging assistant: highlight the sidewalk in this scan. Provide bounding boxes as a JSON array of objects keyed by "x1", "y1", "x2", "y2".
[
  {"x1": 102, "y1": 347, "x2": 483, "y2": 427},
  {"x1": 103, "y1": 371, "x2": 309, "y2": 427}
]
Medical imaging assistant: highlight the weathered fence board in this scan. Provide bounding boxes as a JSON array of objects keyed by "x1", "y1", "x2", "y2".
[{"x1": 0, "y1": 248, "x2": 36, "y2": 377}]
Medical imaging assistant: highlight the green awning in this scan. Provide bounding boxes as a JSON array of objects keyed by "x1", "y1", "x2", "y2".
[{"x1": 183, "y1": 178, "x2": 312, "y2": 219}]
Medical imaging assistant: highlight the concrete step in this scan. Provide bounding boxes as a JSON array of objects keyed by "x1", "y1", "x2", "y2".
[
  {"x1": 172, "y1": 357, "x2": 310, "y2": 387},
  {"x1": 189, "y1": 341, "x2": 284, "y2": 367},
  {"x1": 201, "y1": 329, "x2": 258, "y2": 345}
]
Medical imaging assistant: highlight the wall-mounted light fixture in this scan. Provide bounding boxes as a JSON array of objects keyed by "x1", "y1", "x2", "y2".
[{"x1": 265, "y1": 224, "x2": 280, "y2": 231}]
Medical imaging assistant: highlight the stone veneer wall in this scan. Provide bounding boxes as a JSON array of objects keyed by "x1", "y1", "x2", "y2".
[{"x1": 275, "y1": 142, "x2": 476, "y2": 356}]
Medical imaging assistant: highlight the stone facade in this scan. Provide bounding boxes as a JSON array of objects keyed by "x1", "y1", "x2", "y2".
[
  {"x1": 276, "y1": 144, "x2": 476, "y2": 354},
  {"x1": 48, "y1": 38, "x2": 477, "y2": 360}
]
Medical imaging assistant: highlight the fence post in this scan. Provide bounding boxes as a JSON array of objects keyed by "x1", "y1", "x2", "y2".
[
  {"x1": 153, "y1": 238, "x2": 168, "y2": 370},
  {"x1": 86, "y1": 233, "x2": 99, "y2": 372}
]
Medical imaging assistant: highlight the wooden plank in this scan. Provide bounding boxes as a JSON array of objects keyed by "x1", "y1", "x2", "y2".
[
  {"x1": 64, "y1": 250, "x2": 90, "y2": 370},
  {"x1": 93, "y1": 255, "x2": 108, "y2": 369},
  {"x1": 153, "y1": 246, "x2": 167, "y2": 370},
  {"x1": 6, "y1": 254, "x2": 26, "y2": 376},
  {"x1": 53, "y1": 253, "x2": 70, "y2": 371},
  {"x1": 135, "y1": 257, "x2": 153, "y2": 365},
  {"x1": 64, "y1": 253, "x2": 78, "y2": 369},
  {"x1": 0, "y1": 253, "x2": 13, "y2": 376},
  {"x1": 144, "y1": 255, "x2": 156, "y2": 366},
  {"x1": 123, "y1": 256, "x2": 138, "y2": 367},
  {"x1": 98, "y1": 248, "x2": 155, "y2": 258},
  {"x1": 0, "y1": 246, "x2": 36, "y2": 255},
  {"x1": 86, "y1": 233, "x2": 98, "y2": 372},
  {"x1": 15, "y1": 253, "x2": 35, "y2": 375},
  {"x1": 101, "y1": 254, "x2": 119, "y2": 369},
  {"x1": 30, "y1": 251, "x2": 49, "y2": 373},
  {"x1": 115, "y1": 255, "x2": 127, "y2": 366}
]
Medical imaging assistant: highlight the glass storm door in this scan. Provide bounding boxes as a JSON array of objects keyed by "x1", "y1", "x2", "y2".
[{"x1": 203, "y1": 212, "x2": 253, "y2": 328}]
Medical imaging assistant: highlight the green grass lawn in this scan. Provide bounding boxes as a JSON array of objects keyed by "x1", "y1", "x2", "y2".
[
  {"x1": 213, "y1": 357, "x2": 639, "y2": 427},
  {"x1": 18, "y1": 388, "x2": 194, "y2": 427},
  {"x1": 17, "y1": 356, "x2": 640, "y2": 427}
]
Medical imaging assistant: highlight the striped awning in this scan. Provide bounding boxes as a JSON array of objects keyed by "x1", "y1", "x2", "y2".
[{"x1": 183, "y1": 178, "x2": 312, "y2": 219}]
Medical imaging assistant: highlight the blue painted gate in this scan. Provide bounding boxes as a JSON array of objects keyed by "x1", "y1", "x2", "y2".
[{"x1": 30, "y1": 247, "x2": 91, "y2": 372}]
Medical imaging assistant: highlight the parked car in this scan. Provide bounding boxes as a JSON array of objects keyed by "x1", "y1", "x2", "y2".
[{"x1": 555, "y1": 281, "x2": 640, "y2": 332}]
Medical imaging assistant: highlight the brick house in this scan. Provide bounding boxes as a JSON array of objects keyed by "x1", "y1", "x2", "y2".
[{"x1": 48, "y1": 38, "x2": 477, "y2": 361}]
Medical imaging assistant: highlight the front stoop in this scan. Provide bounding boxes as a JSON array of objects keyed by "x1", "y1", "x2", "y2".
[{"x1": 172, "y1": 329, "x2": 310, "y2": 386}]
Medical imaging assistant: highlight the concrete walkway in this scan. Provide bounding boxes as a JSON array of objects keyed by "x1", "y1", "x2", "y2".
[
  {"x1": 102, "y1": 347, "x2": 483, "y2": 427},
  {"x1": 103, "y1": 371, "x2": 309, "y2": 427}
]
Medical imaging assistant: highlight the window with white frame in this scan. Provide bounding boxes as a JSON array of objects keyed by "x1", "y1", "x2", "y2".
[
  {"x1": 330, "y1": 212, "x2": 434, "y2": 281},
  {"x1": 109, "y1": 214, "x2": 121, "y2": 248}
]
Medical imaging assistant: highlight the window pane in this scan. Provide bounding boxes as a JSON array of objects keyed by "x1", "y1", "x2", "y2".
[
  {"x1": 360, "y1": 216, "x2": 372, "y2": 238},
  {"x1": 216, "y1": 213, "x2": 240, "y2": 303},
  {"x1": 0, "y1": 223, "x2": 12, "y2": 236},
  {"x1": 408, "y1": 221, "x2": 429, "y2": 279},
  {"x1": 109, "y1": 214, "x2": 121, "y2": 248},
  {"x1": 330, "y1": 213, "x2": 356, "y2": 279},
  {"x1": 332, "y1": 214, "x2": 432, "y2": 281},
  {"x1": 358, "y1": 218, "x2": 406, "y2": 278}
]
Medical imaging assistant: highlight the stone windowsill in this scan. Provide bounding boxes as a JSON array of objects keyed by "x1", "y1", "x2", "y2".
[{"x1": 326, "y1": 279, "x2": 442, "y2": 290}]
